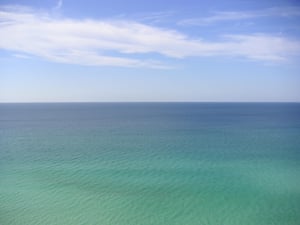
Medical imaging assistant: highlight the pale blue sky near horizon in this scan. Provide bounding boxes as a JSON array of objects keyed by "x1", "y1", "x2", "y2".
[{"x1": 0, "y1": 0, "x2": 300, "y2": 102}]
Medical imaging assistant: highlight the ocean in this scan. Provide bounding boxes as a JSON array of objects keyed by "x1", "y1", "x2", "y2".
[{"x1": 0, "y1": 103, "x2": 299, "y2": 225}]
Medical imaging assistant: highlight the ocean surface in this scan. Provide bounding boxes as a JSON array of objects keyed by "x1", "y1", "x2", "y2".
[{"x1": 0, "y1": 103, "x2": 300, "y2": 225}]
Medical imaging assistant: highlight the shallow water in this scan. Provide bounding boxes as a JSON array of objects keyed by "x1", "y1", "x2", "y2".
[{"x1": 1, "y1": 103, "x2": 300, "y2": 225}]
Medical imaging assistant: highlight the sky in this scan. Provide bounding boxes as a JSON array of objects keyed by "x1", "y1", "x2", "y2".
[{"x1": 0, "y1": 0, "x2": 300, "y2": 102}]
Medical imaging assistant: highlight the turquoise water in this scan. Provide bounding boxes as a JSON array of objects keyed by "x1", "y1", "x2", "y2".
[{"x1": 1, "y1": 103, "x2": 300, "y2": 225}]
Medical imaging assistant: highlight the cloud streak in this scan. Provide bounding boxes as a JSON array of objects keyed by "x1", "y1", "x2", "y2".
[
  {"x1": 0, "y1": 5, "x2": 300, "y2": 68},
  {"x1": 54, "y1": 0, "x2": 63, "y2": 10},
  {"x1": 179, "y1": 7, "x2": 300, "y2": 26}
]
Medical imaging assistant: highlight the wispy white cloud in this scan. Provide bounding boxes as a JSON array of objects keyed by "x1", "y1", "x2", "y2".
[
  {"x1": 123, "y1": 11, "x2": 175, "y2": 24},
  {"x1": 13, "y1": 53, "x2": 32, "y2": 59},
  {"x1": 220, "y1": 34, "x2": 300, "y2": 62},
  {"x1": 179, "y1": 6, "x2": 300, "y2": 26},
  {"x1": 0, "y1": 5, "x2": 300, "y2": 68}
]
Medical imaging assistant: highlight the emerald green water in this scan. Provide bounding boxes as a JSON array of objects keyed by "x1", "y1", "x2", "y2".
[{"x1": 1, "y1": 103, "x2": 300, "y2": 225}]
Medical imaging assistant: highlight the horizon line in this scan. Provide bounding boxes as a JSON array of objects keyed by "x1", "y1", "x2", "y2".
[{"x1": 0, "y1": 101, "x2": 299, "y2": 104}]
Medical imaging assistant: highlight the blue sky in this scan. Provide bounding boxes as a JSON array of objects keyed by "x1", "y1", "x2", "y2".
[{"x1": 0, "y1": 0, "x2": 300, "y2": 102}]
